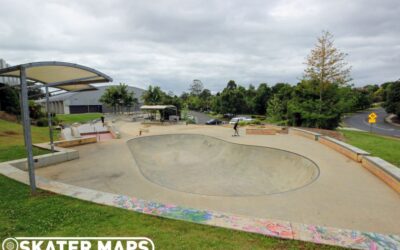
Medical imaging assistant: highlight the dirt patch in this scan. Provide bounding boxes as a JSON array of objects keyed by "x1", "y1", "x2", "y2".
[
  {"x1": 0, "y1": 130, "x2": 20, "y2": 137},
  {"x1": 300, "y1": 127, "x2": 345, "y2": 141},
  {"x1": 3, "y1": 130, "x2": 19, "y2": 135},
  {"x1": 0, "y1": 111, "x2": 18, "y2": 122}
]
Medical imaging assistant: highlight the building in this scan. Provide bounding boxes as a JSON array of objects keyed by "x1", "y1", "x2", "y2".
[
  {"x1": 0, "y1": 59, "x2": 19, "y2": 86},
  {"x1": 37, "y1": 85, "x2": 145, "y2": 114}
]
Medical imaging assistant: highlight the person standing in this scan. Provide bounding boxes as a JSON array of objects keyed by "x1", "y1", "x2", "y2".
[{"x1": 101, "y1": 115, "x2": 105, "y2": 127}]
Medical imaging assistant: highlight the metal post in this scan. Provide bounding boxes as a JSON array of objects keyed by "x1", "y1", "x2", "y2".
[
  {"x1": 20, "y1": 66, "x2": 36, "y2": 194},
  {"x1": 45, "y1": 86, "x2": 54, "y2": 152}
]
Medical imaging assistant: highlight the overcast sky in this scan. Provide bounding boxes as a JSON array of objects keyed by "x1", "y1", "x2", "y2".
[{"x1": 0, "y1": 0, "x2": 399, "y2": 94}]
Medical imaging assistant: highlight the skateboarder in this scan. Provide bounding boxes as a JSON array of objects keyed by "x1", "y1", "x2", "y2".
[{"x1": 233, "y1": 120, "x2": 239, "y2": 136}]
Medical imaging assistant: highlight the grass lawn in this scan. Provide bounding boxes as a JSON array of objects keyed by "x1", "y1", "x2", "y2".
[
  {"x1": 57, "y1": 113, "x2": 102, "y2": 125},
  {"x1": 0, "y1": 118, "x2": 339, "y2": 249},
  {"x1": 0, "y1": 176, "x2": 341, "y2": 249},
  {"x1": 0, "y1": 119, "x2": 54, "y2": 162},
  {"x1": 341, "y1": 130, "x2": 400, "y2": 167}
]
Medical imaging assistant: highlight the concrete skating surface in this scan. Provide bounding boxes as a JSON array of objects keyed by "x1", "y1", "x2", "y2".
[
  {"x1": 36, "y1": 122, "x2": 400, "y2": 235},
  {"x1": 128, "y1": 134, "x2": 319, "y2": 196}
]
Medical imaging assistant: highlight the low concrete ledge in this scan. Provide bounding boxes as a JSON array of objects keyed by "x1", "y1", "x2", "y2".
[
  {"x1": 53, "y1": 136, "x2": 97, "y2": 147},
  {"x1": 319, "y1": 136, "x2": 370, "y2": 162},
  {"x1": 107, "y1": 124, "x2": 121, "y2": 139},
  {"x1": 8, "y1": 143, "x2": 79, "y2": 171},
  {"x1": 246, "y1": 128, "x2": 277, "y2": 135},
  {"x1": 289, "y1": 128, "x2": 321, "y2": 141},
  {"x1": 362, "y1": 156, "x2": 400, "y2": 194},
  {"x1": 263, "y1": 124, "x2": 288, "y2": 134}
]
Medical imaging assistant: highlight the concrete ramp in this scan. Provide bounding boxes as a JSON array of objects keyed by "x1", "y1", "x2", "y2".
[{"x1": 127, "y1": 134, "x2": 319, "y2": 196}]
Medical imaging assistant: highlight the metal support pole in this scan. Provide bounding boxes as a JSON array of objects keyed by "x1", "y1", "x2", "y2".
[
  {"x1": 20, "y1": 66, "x2": 36, "y2": 194},
  {"x1": 45, "y1": 86, "x2": 54, "y2": 152}
]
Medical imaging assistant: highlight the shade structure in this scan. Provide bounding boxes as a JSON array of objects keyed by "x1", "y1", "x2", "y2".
[
  {"x1": 140, "y1": 105, "x2": 177, "y2": 110},
  {"x1": 0, "y1": 61, "x2": 112, "y2": 91},
  {"x1": 56, "y1": 83, "x2": 98, "y2": 92},
  {"x1": 0, "y1": 61, "x2": 112, "y2": 194}
]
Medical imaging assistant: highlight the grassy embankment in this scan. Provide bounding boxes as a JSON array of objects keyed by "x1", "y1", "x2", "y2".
[
  {"x1": 57, "y1": 113, "x2": 102, "y2": 125},
  {"x1": 341, "y1": 130, "x2": 400, "y2": 167},
  {"x1": 0, "y1": 119, "x2": 53, "y2": 162}
]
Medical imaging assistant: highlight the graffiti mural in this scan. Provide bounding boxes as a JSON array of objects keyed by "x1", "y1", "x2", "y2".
[{"x1": 113, "y1": 195, "x2": 400, "y2": 250}]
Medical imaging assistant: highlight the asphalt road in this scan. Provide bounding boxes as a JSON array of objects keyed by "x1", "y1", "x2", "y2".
[
  {"x1": 343, "y1": 107, "x2": 400, "y2": 137},
  {"x1": 189, "y1": 111, "x2": 214, "y2": 124}
]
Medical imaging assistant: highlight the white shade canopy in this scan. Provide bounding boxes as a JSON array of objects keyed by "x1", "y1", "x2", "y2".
[
  {"x1": 0, "y1": 61, "x2": 112, "y2": 91},
  {"x1": 140, "y1": 105, "x2": 177, "y2": 110}
]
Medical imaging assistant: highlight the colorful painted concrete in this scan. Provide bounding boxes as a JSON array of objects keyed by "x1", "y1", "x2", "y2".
[{"x1": 0, "y1": 163, "x2": 399, "y2": 250}]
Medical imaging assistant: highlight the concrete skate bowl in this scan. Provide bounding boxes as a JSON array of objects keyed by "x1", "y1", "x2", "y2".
[{"x1": 127, "y1": 134, "x2": 319, "y2": 196}]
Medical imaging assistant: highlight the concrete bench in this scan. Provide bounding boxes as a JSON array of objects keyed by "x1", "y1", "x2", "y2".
[
  {"x1": 319, "y1": 136, "x2": 369, "y2": 162},
  {"x1": 362, "y1": 156, "x2": 400, "y2": 194},
  {"x1": 289, "y1": 128, "x2": 321, "y2": 141},
  {"x1": 9, "y1": 143, "x2": 79, "y2": 171},
  {"x1": 54, "y1": 137, "x2": 97, "y2": 148}
]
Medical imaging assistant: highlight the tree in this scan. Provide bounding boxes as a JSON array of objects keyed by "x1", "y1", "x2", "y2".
[
  {"x1": 124, "y1": 92, "x2": 138, "y2": 114},
  {"x1": 304, "y1": 31, "x2": 352, "y2": 111},
  {"x1": 189, "y1": 79, "x2": 204, "y2": 96},
  {"x1": 266, "y1": 83, "x2": 293, "y2": 122},
  {"x1": 99, "y1": 86, "x2": 119, "y2": 113},
  {"x1": 142, "y1": 85, "x2": 163, "y2": 105},
  {"x1": 266, "y1": 95, "x2": 284, "y2": 122},
  {"x1": 384, "y1": 81, "x2": 400, "y2": 117},
  {"x1": 287, "y1": 80, "x2": 342, "y2": 129},
  {"x1": 0, "y1": 83, "x2": 20, "y2": 115},
  {"x1": 226, "y1": 80, "x2": 237, "y2": 90},
  {"x1": 253, "y1": 83, "x2": 271, "y2": 115},
  {"x1": 219, "y1": 80, "x2": 246, "y2": 115},
  {"x1": 28, "y1": 100, "x2": 45, "y2": 119},
  {"x1": 28, "y1": 82, "x2": 45, "y2": 100},
  {"x1": 99, "y1": 83, "x2": 136, "y2": 113},
  {"x1": 198, "y1": 89, "x2": 212, "y2": 111}
]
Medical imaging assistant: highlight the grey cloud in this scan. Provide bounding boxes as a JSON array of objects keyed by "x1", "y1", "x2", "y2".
[{"x1": 0, "y1": 0, "x2": 399, "y2": 93}]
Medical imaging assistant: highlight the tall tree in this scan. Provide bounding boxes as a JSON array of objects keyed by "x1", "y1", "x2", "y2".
[
  {"x1": 189, "y1": 79, "x2": 204, "y2": 96},
  {"x1": 304, "y1": 31, "x2": 352, "y2": 111},
  {"x1": 226, "y1": 80, "x2": 237, "y2": 90}
]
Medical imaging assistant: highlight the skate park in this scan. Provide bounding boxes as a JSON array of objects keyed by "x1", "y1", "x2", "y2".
[
  {"x1": 0, "y1": 61, "x2": 399, "y2": 249},
  {"x1": 28, "y1": 120, "x2": 400, "y2": 236}
]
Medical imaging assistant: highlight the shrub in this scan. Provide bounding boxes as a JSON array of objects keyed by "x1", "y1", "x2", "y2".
[
  {"x1": 238, "y1": 119, "x2": 262, "y2": 126},
  {"x1": 35, "y1": 117, "x2": 49, "y2": 127}
]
